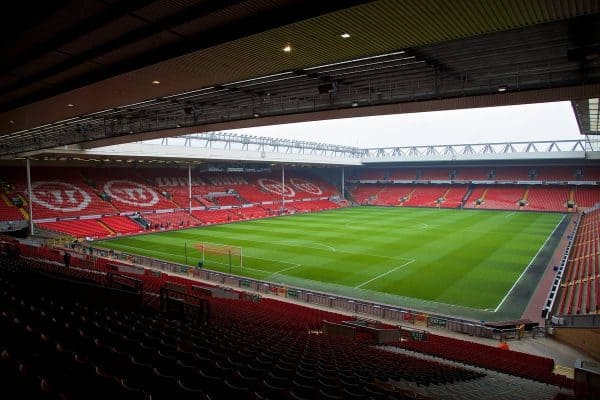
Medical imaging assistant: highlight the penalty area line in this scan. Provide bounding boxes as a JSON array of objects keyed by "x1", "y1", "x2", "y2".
[{"x1": 354, "y1": 259, "x2": 415, "y2": 289}]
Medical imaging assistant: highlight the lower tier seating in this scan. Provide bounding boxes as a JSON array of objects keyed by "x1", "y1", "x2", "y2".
[
  {"x1": 0, "y1": 255, "x2": 494, "y2": 400},
  {"x1": 556, "y1": 209, "x2": 600, "y2": 315}
]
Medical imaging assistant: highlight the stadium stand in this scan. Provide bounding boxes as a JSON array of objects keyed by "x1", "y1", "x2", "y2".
[
  {"x1": 10, "y1": 169, "x2": 117, "y2": 219},
  {"x1": 37, "y1": 219, "x2": 113, "y2": 238},
  {"x1": 464, "y1": 186, "x2": 488, "y2": 209},
  {"x1": 290, "y1": 200, "x2": 340, "y2": 213},
  {"x1": 419, "y1": 168, "x2": 452, "y2": 180},
  {"x1": 556, "y1": 209, "x2": 600, "y2": 315},
  {"x1": 476, "y1": 186, "x2": 526, "y2": 210},
  {"x1": 403, "y1": 186, "x2": 449, "y2": 207},
  {"x1": 490, "y1": 167, "x2": 530, "y2": 181},
  {"x1": 393, "y1": 332, "x2": 569, "y2": 387},
  {"x1": 442, "y1": 186, "x2": 469, "y2": 208},
  {"x1": 535, "y1": 167, "x2": 578, "y2": 181},
  {"x1": 3, "y1": 242, "x2": 591, "y2": 400},
  {"x1": 0, "y1": 253, "x2": 493, "y2": 400},
  {"x1": 192, "y1": 209, "x2": 238, "y2": 225},
  {"x1": 100, "y1": 216, "x2": 145, "y2": 235},
  {"x1": 375, "y1": 185, "x2": 414, "y2": 206},
  {"x1": 234, "y1": 206, "x2": 271, "y2": 220},
  {"x1": 525, "y1": 187, "x2": 571, "y2": 212},
  {"x1": 0, "y1": 167, "x2": 346, "y2": 237},
  {"x1": 0, "y1": 198, "x2": 25, "y2": 222},
  {"x1": 349, "y1": 184, "x2": 385, "y2": 204},
  {"x1": 210, "y1": 195, "x2": 247, "y2": 207},
  {"x1": 142, "y1": 211, "x2": 200, "y2": 230},
  {"x1": 574, "y1": 188, "x2": 600, "y2": 209},
  {"x1": 455, "y1": 168, "x2": 491, "y2": 181},
  {"x1": 388, "y1": 169, "x2": 416, "y2": 180},
  {"x1": 354, "y1": 168, "x2": 387, "y2": 180},
  {"x1": 83, "y1": 170, "x2": 180, "y2": 213}
]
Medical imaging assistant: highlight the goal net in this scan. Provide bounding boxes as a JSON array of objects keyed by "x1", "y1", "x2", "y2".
[{"x1": 191, "y1": 241, "x2": 243, "y2": 271}]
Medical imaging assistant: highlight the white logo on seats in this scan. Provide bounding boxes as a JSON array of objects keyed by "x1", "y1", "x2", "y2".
[
  {"x1": 289, "y1": 178, "x2": 322, "y2": 195},
  {"x1": 31, "y1": 181, "x2": 91, "y2": 212},
  {"x1": 257, "y1": 179, "x2": 295, "y2": 197},
  {"x1": 104, "y1": 180, "x2": 159, "y2": 206}
]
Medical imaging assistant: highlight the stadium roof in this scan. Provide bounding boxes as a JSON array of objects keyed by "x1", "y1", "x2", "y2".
[{"x1": 1, "y1": 1, "x2": 600, "y2": 156}]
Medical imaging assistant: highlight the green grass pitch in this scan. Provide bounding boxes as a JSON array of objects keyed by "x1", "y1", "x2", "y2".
[{"x1": 95, "y1": 207, "x2": 565, "y2": 316}]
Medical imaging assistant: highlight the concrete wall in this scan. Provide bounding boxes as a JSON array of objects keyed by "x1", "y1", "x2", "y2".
[{"x1": 554, "y1": 327, "x2": 600, "y2": 361}]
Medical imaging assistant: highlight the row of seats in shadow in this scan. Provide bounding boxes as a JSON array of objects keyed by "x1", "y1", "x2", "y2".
[{"x1": 0, "y1": 257, "x2": 484, "y2": 399}]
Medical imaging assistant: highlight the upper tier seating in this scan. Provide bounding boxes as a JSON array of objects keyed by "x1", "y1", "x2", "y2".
[
  {"x1": 535, "y1": 167, "x2": 577, "y2": 181},
  {"x1": 388, "y1": 169, "x2": 416, "y2": 180},
  {"x1": 419, "y1": 168, "x2": 452, "y2": 180},
  {"x1": 458, "y1": 168, "x2": 492, "y2": 181},
  {"x1": 492, "y1": 167, "x2": 530, "y2": 181},
  {"x1": 356, "y1": 168, "x2": 387, "y2": 180},
  {"x1": 83, "y1": 170, "x2": 179, "y2": 213},
  {"x1": 9, "y1": 167, "x2": 116, "y2": 220}
]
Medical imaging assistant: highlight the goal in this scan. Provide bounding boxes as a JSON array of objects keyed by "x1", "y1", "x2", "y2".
[{"x1": 190, "y1": 241, "x2": 243, "y2": 272}]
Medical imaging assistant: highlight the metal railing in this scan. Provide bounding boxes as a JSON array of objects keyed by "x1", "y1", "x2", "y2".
[{"x1": 81, "y1": 245, "x2": 514, "y2": 340}]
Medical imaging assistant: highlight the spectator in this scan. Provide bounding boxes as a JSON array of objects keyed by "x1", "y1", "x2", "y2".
[{"x1": 63, "y1": 252, "x2": 71, "y2": 268}]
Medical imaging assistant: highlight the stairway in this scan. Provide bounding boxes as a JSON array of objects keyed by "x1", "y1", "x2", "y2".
[
  {"x1": 1, "y1": 193, "x2": 12, "y2": 206},
  {"x1": 461, "y1": 187, "x2": 473, "y2": 208},
  {"x1": 475, "y1": 188, "x2": 489, "y2": 209},
  {"x1": 567, "y1": 188, "x2": 576, "y2": 212},
  {"x1": 519, "y1": 187, "x2": 530, "y2": 210},
  {"x1": 19, "y1": 208, "x2": 29, "y2": 220},
  {"x1": 98, "y1": 220, "x2": 116, "y2": 234}
]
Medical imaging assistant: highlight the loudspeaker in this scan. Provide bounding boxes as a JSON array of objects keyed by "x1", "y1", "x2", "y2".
[{"x1": 317, "y1": 82, "x2": 337, "y2": 94}]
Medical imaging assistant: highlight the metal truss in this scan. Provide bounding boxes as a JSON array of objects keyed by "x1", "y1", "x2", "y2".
[
  {"x1": 363, "y1": 139, "x2": 587, "y2": 158},
  {"x1": 131, "y1": 134, "x2": 591, "y2": 164},
  {"x1": 153, "y1": 132, "x2": 364, "y2": 158}
]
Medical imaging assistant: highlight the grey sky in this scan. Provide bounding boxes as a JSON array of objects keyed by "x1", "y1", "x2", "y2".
[{"x1": 230, "y1": 101, "x2": 581, "y2": 148}]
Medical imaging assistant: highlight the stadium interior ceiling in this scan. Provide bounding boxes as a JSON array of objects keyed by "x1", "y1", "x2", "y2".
[{"x1": 1, "y1": 1, "x2": 600, "y2": 158}]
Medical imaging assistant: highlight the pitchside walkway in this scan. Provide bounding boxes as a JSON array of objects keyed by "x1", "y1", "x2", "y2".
[{"x1": 522, "y1": 214, "x2": 577, "y2": 324}]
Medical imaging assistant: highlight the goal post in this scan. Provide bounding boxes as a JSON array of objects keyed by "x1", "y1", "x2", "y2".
[{"x1": 192, "y1": 241, "x2": 243, "y2": 272}]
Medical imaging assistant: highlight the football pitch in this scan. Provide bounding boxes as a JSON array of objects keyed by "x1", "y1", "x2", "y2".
[{"x1": 95, "y1": 207, "x2": 567, "y2": 320}]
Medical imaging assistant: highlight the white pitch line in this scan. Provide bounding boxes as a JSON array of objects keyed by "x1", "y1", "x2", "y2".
[
  {"x1": 493, "y1": 214, "x2": 566, "y2": 313},
  {"x1": 266, "y1": 239, "x2": 412, "y2": 261},
  {"x1": 246, "y1": 255, "x2": 301, "y2": 266},
  {"x1": 354, "y1": 259, "x2": 415, "y2": 289},
  {"x1": 272, "y1": 264, "x2": 302, "y2": 275},
  {"x1": 275, "y1": 240, "x2": 336, "y2": 252},
  {"x1": 100, "y1": 242, "x2": 298, "y2": 272}
]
